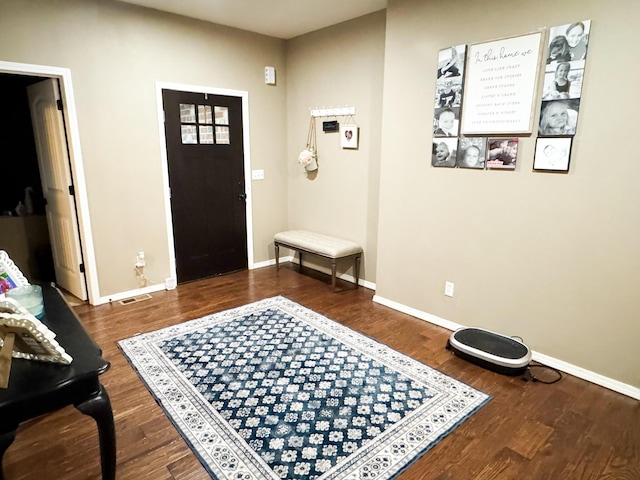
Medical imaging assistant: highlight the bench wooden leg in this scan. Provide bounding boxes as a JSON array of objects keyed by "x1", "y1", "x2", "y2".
[
  {"x1": 331, "y1": 260, "x2": 337, "y2": 292},
  {"x1": 299, "y1": 252, "x2": 303, "y2": 273},
  {"x1": 354, "y1": 254, "x2": 361, "y2": 289},
  {"x1": 275, "y1": 243, "x2": 280, "y2": 270}
]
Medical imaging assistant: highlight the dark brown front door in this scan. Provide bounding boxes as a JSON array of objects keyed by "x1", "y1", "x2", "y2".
[{"x1": 163, "y1": 89, "x2": 247, "y2": 283}]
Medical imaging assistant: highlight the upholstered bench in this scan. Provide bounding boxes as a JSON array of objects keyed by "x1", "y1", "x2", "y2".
[{"x1": 274, "y1": 230, "x2": 363, "y2": 291}]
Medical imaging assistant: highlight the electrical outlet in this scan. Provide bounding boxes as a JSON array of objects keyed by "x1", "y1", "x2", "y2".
[
  {"x1": 136, "y1": 251, "x2": 145, "y2": 268},
  {"x1": 252, "y1": 169, "x2": 265, "y2": 180},
  {"x1": 444, "y1": 281, "x2": 455, "y2": 297}
]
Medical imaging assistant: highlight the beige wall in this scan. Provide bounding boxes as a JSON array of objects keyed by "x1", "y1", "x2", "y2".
[
  {"x1": 1, "y1": 0, "x2": 636, "y2": 387},
  {"x1": 0, "y1": 0, "x2": 289, "y2": 297},
  {"x1": 285, "y1": 12, "x2": 386, "y2": 283},
  {"x1": 377, "y1": 0, "x2": 640, "y2": 386}
]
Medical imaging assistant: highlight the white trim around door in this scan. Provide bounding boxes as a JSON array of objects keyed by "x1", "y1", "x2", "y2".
[
  {"x1": 155, "y1": 82, "x2": 254, "y2": 285},
  {"x1": 0, "y1": 60, "x2": 99, "y2": 305}
]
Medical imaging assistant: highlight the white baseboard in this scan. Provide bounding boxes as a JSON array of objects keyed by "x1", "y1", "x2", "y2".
[
  {"x1": 94, "y1": 255, "x2": 370, "y2": 305},
  {"x1": 93, "y1": 256, "x2": 292, "y2": 306},
  {"x1": 373, "y1": 294, "x2": 463, "y2": 331},
  {"x1": 288, "y1": 258, "x2": 376, "y2": 290},
  {"x1": 252, "y1": 259, "x2": 275, "y2": 269},
  {"x1": 373, "y1": 294, "x2": 640, "y2": 401},
  {"x1": 530, "y1": 351, "x2": 640, "y2": 400},
  {"x1": 95, "y1": 283, "x2": 166, "y2": 305},
  {"x1": 251, "y1": 257, "x2": 293, "y2": 269}
]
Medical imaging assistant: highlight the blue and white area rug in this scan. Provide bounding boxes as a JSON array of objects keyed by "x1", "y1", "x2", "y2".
[{"x1": 119, "y1": 296, "x2": 490, "y2": 479}]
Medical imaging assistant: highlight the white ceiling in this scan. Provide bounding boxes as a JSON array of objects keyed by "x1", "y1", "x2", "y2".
[{"x1": 117, "y1": 0, "x2": 388, "y2": 39}]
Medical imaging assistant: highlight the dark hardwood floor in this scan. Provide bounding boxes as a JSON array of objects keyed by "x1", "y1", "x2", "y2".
[{"x1": 3, "y1": 265, "x2": 639, "y2": 479}]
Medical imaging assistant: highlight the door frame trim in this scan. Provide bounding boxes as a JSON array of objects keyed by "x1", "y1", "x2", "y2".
[
  {"x1": 155, "y1": 82, "x2": 254, "y2": 282},
  {"x1": 0, "y1": 60, "x2": 99, "y2": 304}
]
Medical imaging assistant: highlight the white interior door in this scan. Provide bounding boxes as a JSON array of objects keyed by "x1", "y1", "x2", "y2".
[{"x1": 27, "y1": 79, "x2": 87, "y2": 300}]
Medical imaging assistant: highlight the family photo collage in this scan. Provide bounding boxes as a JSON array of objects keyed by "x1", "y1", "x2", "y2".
[{"x1": 431, "y1": 20, "x2": 591, "y2": 173}]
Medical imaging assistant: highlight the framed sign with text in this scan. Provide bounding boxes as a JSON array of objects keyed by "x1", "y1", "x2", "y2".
[{"x1": 461, "y1": 32, "x2": 544, "y2": 135}]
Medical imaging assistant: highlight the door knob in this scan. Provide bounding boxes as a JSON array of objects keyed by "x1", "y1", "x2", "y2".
[{"x1": 238, "y1": 193, "x2": 247, "y2": 201}]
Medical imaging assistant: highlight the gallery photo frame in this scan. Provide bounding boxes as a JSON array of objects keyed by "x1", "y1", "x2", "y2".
[
  {"x1": 533, "y1": 137, "x2": 573, "y2": 172},
  {"x1": 461, "y1": 31, "x2": 544, "y2": 135},
  {"x1": 456, "y1": 137, "x2": 487, "y2": 169},
  {"x1": 433, "y1": 44, "x2": 466, "y2": 138},
  {"x1": 486, "y1": 138, "x2": 519, "y2": 170},
  {"x1": 432, "y1": 137, "x2": 458, "y2": 168}
]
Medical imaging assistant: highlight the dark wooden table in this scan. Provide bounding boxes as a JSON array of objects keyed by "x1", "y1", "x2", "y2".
[{"x1": 0, "y1": 285, "x2": 115, "y2": 480}]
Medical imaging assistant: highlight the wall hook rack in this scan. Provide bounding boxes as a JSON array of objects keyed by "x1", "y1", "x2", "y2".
[{"x1": 310, "y1": 106, "x2": 356, "y2": 118}]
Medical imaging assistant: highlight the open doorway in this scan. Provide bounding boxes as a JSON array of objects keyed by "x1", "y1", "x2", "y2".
[
  {"x1": 0, "y1": 73, "x2": 86, "y2": 302},
  {"x1": 0, "y1": 74, "x2": 55, "y2": 283}
]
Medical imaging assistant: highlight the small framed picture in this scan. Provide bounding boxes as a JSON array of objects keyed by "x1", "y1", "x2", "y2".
[
  {"x1": 433, "y1": 106, "x2": 460, "y2": 138},
  {"x1": 432, "y1": 137, "x2": 458, "y2": 168},
  {"x1": 539, "y1": 99, "x2": 580, "y2": 136},
  {"x1": 486, "y1": 138, "x2": 519, "y2": 170},
  {"x1": 436, "y1": 44, "x2": 466, "y2": 80},
  {"x1": 456, "y1": 137, "x2": 487, "y2": 169},
  {"x1": 534, "y1": 137, "x2": 573, "y2": 172},
  {"x1": 434, "y1": 76, "x2": 463, "y2": 109},
  {"x1": 340, "y1": 124, "x2": 358, "y2": 149},
  {"x1": 542, "y1": 63, "x2": 584, "y2": 101},
  {"x1": 546, "y1": 20, "x2": 591, "y2": 65},
  {"x1": 0, "y1": 251, "x2": 29, "y2": 295}
]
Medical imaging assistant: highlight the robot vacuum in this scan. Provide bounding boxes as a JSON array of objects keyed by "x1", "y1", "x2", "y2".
[{"x1": 447, "y1": 327, "x2": 532, "y2": 376}]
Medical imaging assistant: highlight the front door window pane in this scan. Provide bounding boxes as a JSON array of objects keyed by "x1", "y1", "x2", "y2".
[
  {"x1": 180, "y1": 104, "x2": 196, "y2": 123},
  {"x1": 214, "y1": 106, "x2": 229, "y2": 125},
  {"x1": 199, "y1": 125, "x2": 214, "y2": 144},
  {"x1": 198, "y1": 105, "x2": 213, "y2": 124},
  {"x1": 215, "y1": 126, "x2": 230, "y2": 144},
  {"x1": 181, "y1": 125, "x2": 197, "y2": 144}
]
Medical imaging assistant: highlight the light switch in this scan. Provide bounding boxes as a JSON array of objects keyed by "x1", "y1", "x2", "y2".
[
  {"x1": 252, "y1": 169, "x2": 265, "y2": 180},
  {"x1": 445, "y1": 281, "x2": 454, "y2": 297},
  {"x1": 264, "y1": 66, "x2": 276, "y2": 85}
]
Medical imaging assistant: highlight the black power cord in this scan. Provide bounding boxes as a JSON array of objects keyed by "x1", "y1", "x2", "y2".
[
  {"x1": 509, "y1": 335, "x2": 563, "y2": 384},
  {"x1": 523, "y1": 361, "x2": 563, "y2": 384}
]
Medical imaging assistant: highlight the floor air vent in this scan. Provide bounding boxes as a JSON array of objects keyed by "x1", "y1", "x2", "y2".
[{"x1": 118, "y1": 294, "x2": 153, "y2": 306}]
